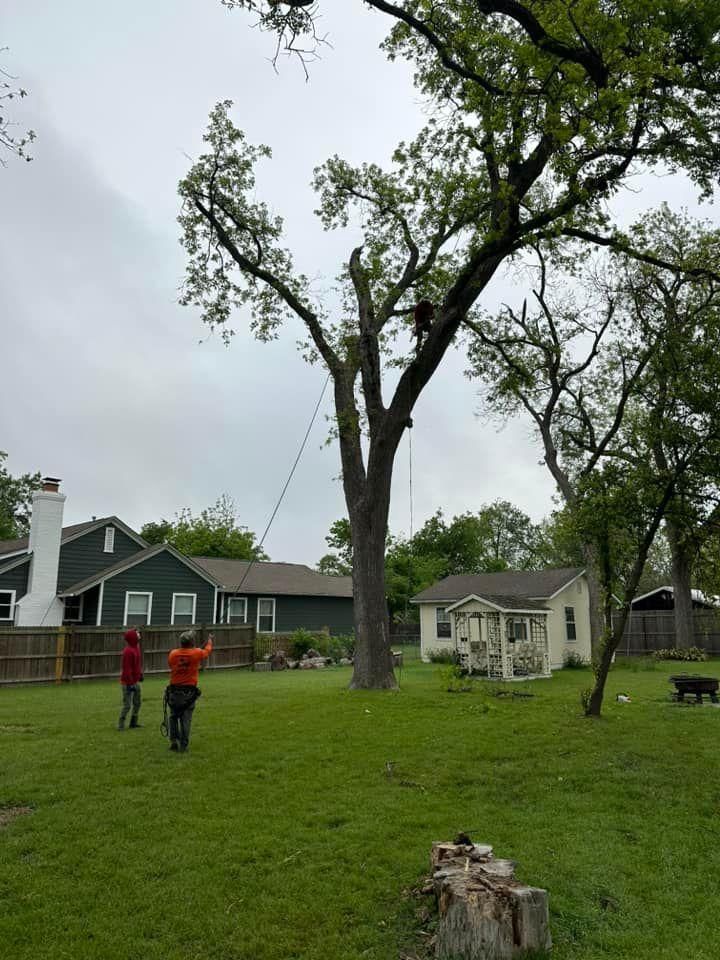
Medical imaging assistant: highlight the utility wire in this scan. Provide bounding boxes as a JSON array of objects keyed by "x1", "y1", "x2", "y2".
[{"x1": 228, "y1": 373, "x2": 332, "y2": 601}]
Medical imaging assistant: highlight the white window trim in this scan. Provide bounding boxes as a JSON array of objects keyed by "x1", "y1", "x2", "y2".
[
  {"x1": 226, "y1": 596, "x2": 248, "y2": 624},
  {"x1": 63, "y1": 594, "x2": 84, "y2": 623},
  {"x1": 564, "y1": 606, "x2": 577, "y2": 643},
  {"x1": 0, "y1": 589, "x2": 16, "y2": 622},
  {"x1": 123, "y1": 591, "x2": 153, "y2": 626},
  {"x1": 256, "y1": 597, "x2": 276, "y2": 633},
  {"x1": 103, "y1": 526, "x2": 116, "y2": 553},
  {"x1": 171, "y1": 592, "x2": 197, "y2": 625},
  {"x1": 436, "y1": 606, "x2": 451, "y2": 639}
]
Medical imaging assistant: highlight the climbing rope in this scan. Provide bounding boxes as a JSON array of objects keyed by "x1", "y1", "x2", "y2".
[{"x1": 227, "y1": 372, "x2": 332, "y2": 601}]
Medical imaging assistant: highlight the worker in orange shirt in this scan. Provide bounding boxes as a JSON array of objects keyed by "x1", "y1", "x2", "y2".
[{"x1": 165, "y1": 630, "x2": 213, "y2": 753}]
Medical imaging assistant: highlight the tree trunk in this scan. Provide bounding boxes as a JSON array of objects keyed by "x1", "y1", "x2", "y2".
[
  {"x1": 581, "y1": 543, "x2": 606, "y2": 659},
  {"x1": 666, "y1": 518, "x2": 694, "y2": 650},
  {"x1": 585, "y1": 628, "x2": 618, "y2": 717},
  {"x1": 349, "y1": 510, "x2": 397, "y2": 689}
]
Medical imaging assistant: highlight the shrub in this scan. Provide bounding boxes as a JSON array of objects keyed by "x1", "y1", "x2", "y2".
[
  {"x1": 326, "y1": 634, "x2": 354, "y2": 661},
  {"x1": 580, "y1": 687, "x2": 593, "y2": 714},
  {"x1": 290, "y1": 629, "x2": 323, "y2": 660},
  {"x1": 439, "y1": 664, "x2": 475, "y2": 693},
  {"x1": 563, "y1": 650, "x2": 588, "y2": 669},
  {"x1": 653, "y1": 647, "x2": 708, "y2": 662},
  {"x1": 427, "y1": 648, "x2": 458, "y2": 664}
]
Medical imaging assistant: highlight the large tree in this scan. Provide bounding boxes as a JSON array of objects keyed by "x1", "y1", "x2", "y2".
[
  {"x1": 0, "y1": 453, "x2": 41, "y2": 540},
  {"x1": 180, "y1": 0, "x2": 720, "y2": 688},
  {"x1": 469, "y1": 210, "x2": 720, "y2": 714},
  {"x1": 141, "y1": 494, "x2": 268, "y2": 561}
]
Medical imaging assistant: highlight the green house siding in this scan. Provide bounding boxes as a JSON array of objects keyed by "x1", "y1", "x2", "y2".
[
  {"x1": 99, "y1": 552, "x2": 215, "y2": 626},
  {"x1": 223, "y1": 593, "x2": 354, "y2": 635},
  {"x1": 58, "y1": 525, "x2": 144, "y2": 592},
  {"x1": 0, "y1": 558, "x2": 30, "y2": 600}
]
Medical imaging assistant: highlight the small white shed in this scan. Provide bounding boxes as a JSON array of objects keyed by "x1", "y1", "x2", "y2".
[{"x1": 446, "y1": 594, "x2": 552, "y2": 680}]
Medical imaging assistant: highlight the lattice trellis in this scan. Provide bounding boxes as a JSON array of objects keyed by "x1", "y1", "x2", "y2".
[{"x1": 452, "y1": 606, "x2": 550, "y2": 680}]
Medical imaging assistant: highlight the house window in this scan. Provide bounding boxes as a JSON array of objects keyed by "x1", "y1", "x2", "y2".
[
  {"x1": 506, "y1": 618, "x2": 528, "y2": 642},
  {"x1": 104, "y1": 527, "x2": 115, "y2": 553},
  {"x1": 63, "y1": 595, "x2": 83, "y2": 623},
  {"x1": 124, "y1": 592, "x2": 152, "y2": 626},
  {"x1": 565, "y1": 606, "x2": 577, "y2": 642},
  {"x1": 226, "y1": 597, "x2": 247, "y2": 624},
  {"x1": 0, "y1": 590, "x2": 16, "y2": 622},
  {"x1": 436, "y1": 607, "x2": 451, "y2": 638},
  {"x1": 257, "y1": 598, "x2": 276, "y2": 633},
  {"x1": 171, "y1": 593, "x2": 196, "y2": 625}
]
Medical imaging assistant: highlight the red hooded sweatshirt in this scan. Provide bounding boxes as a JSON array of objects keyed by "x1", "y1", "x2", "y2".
[{"x1": 120, "y1": 630, "x2": 143, "y2": 685}]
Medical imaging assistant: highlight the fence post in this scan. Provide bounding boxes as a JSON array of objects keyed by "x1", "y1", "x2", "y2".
[{"x1": 54, "y1": 627, "x2": 66, "y2": 684}]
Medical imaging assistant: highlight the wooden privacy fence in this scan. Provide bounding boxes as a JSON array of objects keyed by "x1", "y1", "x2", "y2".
[
  {"x1": 0, "y1": 624, "x2": 255, "y2": 685},
  {"x1": 613, "y1": 610, "x2": 720, "y2": 656}
]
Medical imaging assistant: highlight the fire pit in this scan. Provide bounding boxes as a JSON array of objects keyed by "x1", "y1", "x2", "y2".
[{"x1": 669, "y1": 674, "x2": 719, "y2": 704}]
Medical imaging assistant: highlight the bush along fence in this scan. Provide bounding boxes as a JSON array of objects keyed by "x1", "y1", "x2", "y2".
[
  {"x1": 613, "y1": 610, "x2": 720, "y2": 656},
  {"x1": 0, "y1": 624, "x2": 255, "y2": 685}
]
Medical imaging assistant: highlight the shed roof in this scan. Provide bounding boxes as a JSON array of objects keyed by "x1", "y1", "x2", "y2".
[
  {"x1": 192, "y1": 557, "x2": 353, "y2": 598},
  {"x1": 412, "y1": 567, "x2": 583, "y2": 603},
  {"x1": 446, "y1": 593, "x2": 550, "y2": 613}
]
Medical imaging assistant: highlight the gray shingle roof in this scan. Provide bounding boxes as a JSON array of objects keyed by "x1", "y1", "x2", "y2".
[
  {"x1": 451, "y1": 594, "x2": 550, "y2": 612},
  {"x1": 0, "y1": 516, "x2": 142, "y2": 557},
  {"x1": 192, "y1": 557, "x2": 353, "y2": 598},
  {"x1": 412, "y1": 567, "x2": 583, "y2": 603}
]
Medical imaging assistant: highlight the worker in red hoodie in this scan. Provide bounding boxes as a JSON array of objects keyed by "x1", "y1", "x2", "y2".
[{"x1": 118, "y1": 628, "x2": 143, "y2": 730}]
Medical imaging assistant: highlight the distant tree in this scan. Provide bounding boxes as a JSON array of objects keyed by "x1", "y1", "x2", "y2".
[
  {"x1": 141, "y1": 494, "x2": 268, "y2": 560},
  {"x1": 0, "y1": 453, "x2": 41, "y2": 540}
]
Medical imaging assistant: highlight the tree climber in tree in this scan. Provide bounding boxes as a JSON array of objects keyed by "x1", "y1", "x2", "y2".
[{"x1": 413, "y1": 300, "x2": 434, "y2": 354}]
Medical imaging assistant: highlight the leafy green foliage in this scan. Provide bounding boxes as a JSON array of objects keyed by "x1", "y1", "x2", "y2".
[
  {"x1": 0, "y1": 453, "x2": 41, "y2": 540},
  {"x1": 140, "y1": 494, "x2": 267, "y2": 560},
  {"x1": 563, "y1": 650, "x2": 588, "y2": 669},
  {"x1": 0, "y1": 47, "x2": 35, "y2": 164},
  {"x1": 289, "y1": 628, "x2": 319, "y2": 659},
  {"x1": 653, "y1": 647, "x2": 708, "y2": 662}
]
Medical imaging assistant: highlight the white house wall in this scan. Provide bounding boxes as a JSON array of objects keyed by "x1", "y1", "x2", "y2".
[
  {"x1": 541, "y1": 576, "x2": 592, "y2": 668},
  {"x1": 419, "y1": 602, "x2": 455, "y2": 660}
]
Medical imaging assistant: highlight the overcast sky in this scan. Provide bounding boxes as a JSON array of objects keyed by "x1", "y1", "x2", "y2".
[{"x1": 2, "y1": 2, "x2": 718, "y2": 565}]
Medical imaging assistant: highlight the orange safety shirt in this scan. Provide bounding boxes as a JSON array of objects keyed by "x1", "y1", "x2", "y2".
[{"x1": 168, "y1": 639, "x2": 213, "y2": 686}]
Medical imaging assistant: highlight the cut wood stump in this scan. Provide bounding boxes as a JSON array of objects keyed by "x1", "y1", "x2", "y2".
[{"x1": 430, "y1": 841, "x2": 551, "y2": 959}]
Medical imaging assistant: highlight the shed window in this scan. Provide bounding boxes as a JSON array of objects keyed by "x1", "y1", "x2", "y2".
[
  {"x1": 506, "y1": 618, "x2": 528, "y2": 642},
  {"x1": 63, "y1": 596, "x2": 83, "y2": 623},
  {"x1": 227, "y1": 597, "x2": 247, "y2": 624},
  {"x1": 565, "y1": 606, "x2": 577, "y2": 642},
  {"x1": 104, "y1": 527, "x2": 115, "y2": 553},
  {"x1": 125, "y1": 592, "x2": 152, "y2": 626},
  {"x1": 436, "y1": 607, "x2": 451, "y2": 638},
  {"x1": 172, "y1": 593, "x2": 196, "y2": 625},
  {"x1": 0, "y1": 590, "x2": 16, "y2": 621},
  {"x1": 257, "y1": 598, "x2": 275, "y2": 633}
]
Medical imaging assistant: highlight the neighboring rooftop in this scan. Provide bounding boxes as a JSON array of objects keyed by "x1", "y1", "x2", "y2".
[
  {"x1": 0, "y1": 519, "x2": 110, "y2": 557},
  {"x1": 412, "y1": 567, "x2": 584, "y2": 603},
  {"x1": 192, "y1": 558, "x2": 353, "y2": 598}
]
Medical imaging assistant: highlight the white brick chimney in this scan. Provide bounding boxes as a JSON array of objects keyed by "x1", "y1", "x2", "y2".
[{"x1": 15, "y1": 477, "x2": 67, "y2": 626}]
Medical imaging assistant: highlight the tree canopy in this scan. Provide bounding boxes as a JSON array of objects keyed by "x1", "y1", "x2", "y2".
[
  {"x1": 179, "y1": 0, "x2": 720, "y2": 688},
  {"x1": 0, "y1": 453, "x2": 41, "y2": 541},
  {"x1": 140, "y1": 494, "x2": 268, "y2": 561}
]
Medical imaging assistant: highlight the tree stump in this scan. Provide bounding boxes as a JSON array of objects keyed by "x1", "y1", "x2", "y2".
[{"x1": 430, "y1": 842, "x2": 551, "y2": 959}]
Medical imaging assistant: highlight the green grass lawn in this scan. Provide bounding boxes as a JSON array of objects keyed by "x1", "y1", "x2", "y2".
[{"x1": 1, "y1": 658, "x2": 719, "y2": 960}]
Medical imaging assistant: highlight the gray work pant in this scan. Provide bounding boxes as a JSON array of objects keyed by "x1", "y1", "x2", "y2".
[
  {"x1": 119, "y1": 684, "x2": 141, "y2": 725},
  {"x1": 169, "y1": 700, "x2": 196, "y2": 750}
]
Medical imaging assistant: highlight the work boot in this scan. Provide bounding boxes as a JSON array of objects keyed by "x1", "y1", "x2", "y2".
[
  {"x1": 169, "y1": 741, "x2": 179, "y2": 751},
  {"x1": 129, "y1": 717, "x2": 142, "y2": 729}
]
